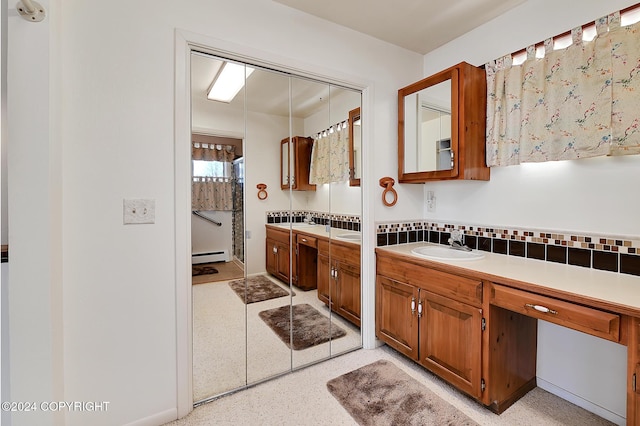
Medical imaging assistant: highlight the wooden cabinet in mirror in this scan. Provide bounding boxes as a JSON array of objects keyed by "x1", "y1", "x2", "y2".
[
  {"x1": 348, "y1": 107, "x2": 361, "y2": 187},
  {"x1": 398, "y1": 62, "x2": 490, "y2": 182}
]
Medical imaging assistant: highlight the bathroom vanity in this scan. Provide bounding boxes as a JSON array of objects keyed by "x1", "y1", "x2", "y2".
[
  {"x1": 376, "y1": 242, "x2": 640, "y2": 421},
  {"x1": 266, "y1": 224, "x2": 361, "y2": 326}
]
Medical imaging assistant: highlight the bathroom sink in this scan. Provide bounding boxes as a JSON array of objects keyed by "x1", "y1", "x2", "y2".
[
  {"x1": 334, "y1": 233, "x2": 361, "y2": 241},
  {"x1": 276, "y1": 223, "x2": 317, "y2": 229},
  {"x1": 410, "y1": 245, "x2": 485, "y2": 261}
]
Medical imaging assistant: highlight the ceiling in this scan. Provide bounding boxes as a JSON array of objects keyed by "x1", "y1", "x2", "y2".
[
  {"x1": 192, "y1": 0, "x2": 526, "y2": 118},
  {"x1": 273, "y1": 0, "x2": 525, "y2": 55},
  {"x1": 191, "y1": 53, "x2": 357, "y2": 119}
]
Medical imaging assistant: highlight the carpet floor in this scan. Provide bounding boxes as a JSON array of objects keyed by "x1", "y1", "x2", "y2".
[
  {"x1": 168, "y1": 344, "x2": 616, "y2": 426},
  {"x1": 191, "y1": 273, "x2": 361, "y2": 402}
]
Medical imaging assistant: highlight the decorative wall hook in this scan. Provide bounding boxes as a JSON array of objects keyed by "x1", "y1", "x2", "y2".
[
  {"x1": 379, "y1": 177, "x2": 398, "y2": 207},
  {"x1": 17, "y1": 0, "x2": 46, "y2": 22},
  {"x1": 256, "y1": 183, "x2": 268, "y2": 200}
]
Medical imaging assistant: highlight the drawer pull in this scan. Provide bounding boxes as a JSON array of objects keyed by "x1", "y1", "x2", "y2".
[
  {"x1": 301, "y1": 238, "x2": 307, "y2": 242},
  {"x1": 525, "y1": 303, "x2": 557, "y2": 315},
  {"x1": 417, "y1": 300, "x2": 423, "y2": 318},
  {"x1": 411, "y1": 297, "x2": 416, "y2": 315}
]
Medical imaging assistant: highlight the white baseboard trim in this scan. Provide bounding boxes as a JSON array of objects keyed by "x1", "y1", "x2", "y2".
[
  {"x1": 537, "y1": 378, "x2": 625, "y2": 425},
  {"x1": 123, "y1": 408, "x2": 177, "y2": 426}
]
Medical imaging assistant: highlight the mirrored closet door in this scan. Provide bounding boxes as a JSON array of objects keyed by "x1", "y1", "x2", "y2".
[{"x1": 190, "y1": 51, "x2": 362, "y2": 404}]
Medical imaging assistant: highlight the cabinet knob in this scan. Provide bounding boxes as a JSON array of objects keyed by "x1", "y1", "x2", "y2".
[
  {"x1": 273, "y1": 246, "x2": 278, "y2": 253},
  {"x1": 411, "y1": 297, "x2": 416, "y2": 315},
  {"x1": 417, "y1": 300, "x2": 423, "y2": 318}
]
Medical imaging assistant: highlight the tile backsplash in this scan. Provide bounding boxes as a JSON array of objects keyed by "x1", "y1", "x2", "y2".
[
  {"x1": 267, "y1": 211, "x2": 361, "y2": 232},
  {"x1": 376, "y1": 220, "x2": 640, "y2": 277}
]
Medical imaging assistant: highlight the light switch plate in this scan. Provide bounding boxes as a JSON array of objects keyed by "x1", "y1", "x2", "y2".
[
  {"x1": 426, "y1": 190, "x2": 436, "y2": 212},
  {"x1": 123, "y1": 199, "x2": 155, "y2": 224}
]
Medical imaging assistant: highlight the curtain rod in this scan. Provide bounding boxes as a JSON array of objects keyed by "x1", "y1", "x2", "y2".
[
  {"x1": 17, "y1": 0, "x2": 46, "y2": 22},
  {"x1": 509, "y1": 2, "x2": 640, "y2": 58},
  {"x1": 315, "y1": 119, "x2": 349, "y2": 139}
]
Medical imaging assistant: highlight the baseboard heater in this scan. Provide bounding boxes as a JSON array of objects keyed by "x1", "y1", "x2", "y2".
[{"x1": 192, "y1": 250, "x2": 229, "y2": 264}]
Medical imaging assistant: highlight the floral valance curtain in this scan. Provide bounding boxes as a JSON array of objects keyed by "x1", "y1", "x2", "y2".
[
  {"x1": 309, "y1": 122, "x2": 350, "y2": 184},
  {"x1": 486, "y1": 11, "x2": 640, "y2": 167},
  {"x1": 192, "y1": 143, "x2": 235, "y2": 162},
  {"x1": 192, "y1": 143, "x2": 234, "y2": 211}
]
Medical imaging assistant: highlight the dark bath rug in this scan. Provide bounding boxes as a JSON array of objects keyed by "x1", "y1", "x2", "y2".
[
  {"x1": 258, "y1": 303, "x2": 346, "y2": 350},
  {"x1": 192, "y1": 262, "x2": 219, "y2": 276},
  {"x1": 327, "y1": 359, "x2": 479, "y2": 426},
  {"x1": 228, "y1": 275, "x2": 293, "y2": 304}
]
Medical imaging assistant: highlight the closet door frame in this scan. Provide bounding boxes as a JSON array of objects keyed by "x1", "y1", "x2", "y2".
[{"x1": 174, "y1": 29, "x2": 374, "y2": 419}]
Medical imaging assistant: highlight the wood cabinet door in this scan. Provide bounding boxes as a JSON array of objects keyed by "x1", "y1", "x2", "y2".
[
  {"x1": 419, "y1": 290, "x2": 483, "y2": 398},
  {"x1": 317, "y1": 253, "x2": 331, "y2": 305},
  {"x1": 275, "y1": 240, "x2": 290, "y2": 284},
  {"x1": 335, "y1": 260, "x2": 361, "y2": 327},
  {"x1": 266, "y1": 238, "x2": 278, "y2": 276},
  {"x1": 376, "y1": 275, "x2": 419, "y2": 359}
]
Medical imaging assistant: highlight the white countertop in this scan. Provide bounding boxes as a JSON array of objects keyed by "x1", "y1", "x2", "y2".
[
  {"x1": 267, "y1": 223, "x2": 361, "y2": 245},
  {"x1": 377, "y1": 242, "x2": 640, "y2": 316}
]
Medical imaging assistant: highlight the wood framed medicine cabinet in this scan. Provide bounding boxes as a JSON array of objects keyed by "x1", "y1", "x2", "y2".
[
  {"x1": 398, "y1": 62, "x2": 489, "y2": 183},
  {"x1": 281, "y1": 136, "x2": 316, "y2": 191}
]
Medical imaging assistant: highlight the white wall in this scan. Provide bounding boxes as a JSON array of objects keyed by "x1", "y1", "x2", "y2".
[
  {"x1": 422, "y1": 0, "x2": 640, "y2": 235},
  {"x1": 6, "y1": 1, "x2": 64, "y2": 426},
  {"x1": 0, "y1": 2, "x2": 9, "y2": 425},
  {"x1": 191, "y1": 211, "x2": 232, "y2": 259},
  {"x1": 6, "y1": 1, "x2": 422, "y2": 425},
  {"x1": 421, "y1": 0, "x2": 639, "y2": 423}
]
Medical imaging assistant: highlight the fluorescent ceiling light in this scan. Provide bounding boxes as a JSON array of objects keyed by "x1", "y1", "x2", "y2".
[{"x1": 207, "y1": 62, "x2": 254, "y2": 103}]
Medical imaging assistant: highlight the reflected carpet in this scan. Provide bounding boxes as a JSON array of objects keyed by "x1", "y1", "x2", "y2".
[
  {"x1": 192, "y1": 263, "x2": 218, "y2": 276},
  {"x1": 228, "y1": 275, "x2": 293, "y2": 304},
  {"x1": 192, "y1": 261, "x2": 244, "y2": 284},
  {"x1": 258, "y1": 303, "x2": 346, "y2": 350},
  {"x1": 327, "y1": 359, "x2": 479, "y2": 426}
]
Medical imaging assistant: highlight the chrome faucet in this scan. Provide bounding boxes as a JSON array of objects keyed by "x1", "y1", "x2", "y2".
[
  {"x1": 448, "y1": 230, "x2": 472, "y2": 251},
  {"x1": 304, "y1": 213, "x2": 315, "y2": 225}
]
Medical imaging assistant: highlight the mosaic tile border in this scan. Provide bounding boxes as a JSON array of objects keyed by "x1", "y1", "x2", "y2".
[
  {"x1": 267, "y1": 211, "x2": 361, "y2": 232},
  {"x1": 376, "y1": 220, "x2": 640, "y2": 277}
]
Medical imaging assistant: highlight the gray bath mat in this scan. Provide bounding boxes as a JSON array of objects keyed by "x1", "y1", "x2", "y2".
[{"x1": 327, "y1": 359, "x2": 479, "y2": 425}]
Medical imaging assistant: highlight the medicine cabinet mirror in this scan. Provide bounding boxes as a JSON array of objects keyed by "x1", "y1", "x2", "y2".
[{"x1": 398, "y1": 62, "x2": 490, "y2": 183}]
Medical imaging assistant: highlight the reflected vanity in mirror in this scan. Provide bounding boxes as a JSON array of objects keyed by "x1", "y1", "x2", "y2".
[{"x1": 398, "y1": 62, "x2": 490, "y2": 182}]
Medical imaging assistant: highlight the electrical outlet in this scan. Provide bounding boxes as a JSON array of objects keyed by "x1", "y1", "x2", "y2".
[
  {"x1": 426, "y1": 190, "x2": 436, "y2": 212},
  {"x1": 123, "y1": 199, "x2": 155, "y2": 224}
]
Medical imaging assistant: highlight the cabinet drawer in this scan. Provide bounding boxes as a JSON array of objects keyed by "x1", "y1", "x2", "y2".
[
  {"x1": 318, "y1": 239, "x2": 360, "y2": 266},
  {"x1": 377, "y1": 254, "x2": 482, "y2": 307},
  {"x1": 297, "y1": 234, "x2": 317, "y2": 248},
  {"x1": 266, "y1": 227, "x2": 290, "y2": 244},
  {"x1": 490, "y1": 284, "x2": 620, "y2": 342}
]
